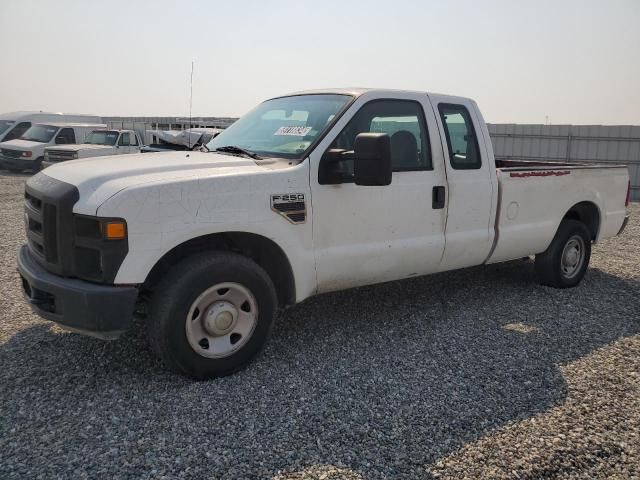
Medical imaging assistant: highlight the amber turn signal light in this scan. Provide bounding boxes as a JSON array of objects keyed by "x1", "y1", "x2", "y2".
[{"x1": 103, "y1": 221, "x2": 126, "y2": 240}]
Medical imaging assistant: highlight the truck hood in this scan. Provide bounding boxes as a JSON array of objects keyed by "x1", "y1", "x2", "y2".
[
  {"x1": 42, "y1": 151, "x2": 268, "y2": 215},
  {"x1": 0, "y1": 139, "x2": 44, "y2": 151},
  {"x1": 46, "y1": 144, "x2": 113, "y2": 153}
]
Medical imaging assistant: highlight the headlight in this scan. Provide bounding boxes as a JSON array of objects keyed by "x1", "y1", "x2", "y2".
[
  {"x1": 73, "y1": 215, "x2": 129, "y2": 283},
  {"x1": 44, "y1": 152, "x2": 49, "y2": 160},
  {"x1": 21, "y1": 151, "x2": 32, "y2": 158}
]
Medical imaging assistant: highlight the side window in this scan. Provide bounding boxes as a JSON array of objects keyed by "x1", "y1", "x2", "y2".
[
  {"x1": 55, "y1": 128, "x2": 76, "y2": 144},
  {"x1": 438, "y1": 104, "x2": 481, "y2": 170},
  {"x1": 129, "y1": 132, "x2": 139, "y2": 146},
  {"x1": 118, "y1": 133, "x2": 130, "y2": 146},
  {"x1": 326, "y1": 99, "x2": 432, "y2": 173},
  {"x1": 5, "y1": 122, "x2": 31, "y2": 141}
]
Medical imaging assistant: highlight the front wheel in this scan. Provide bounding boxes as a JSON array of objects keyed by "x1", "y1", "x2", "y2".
[
  {"x1": 535, "y1": 219, "x2": 591, "y2": 288},
  {"x1": 147, "y1": 251, "x2": 278, "y2": 379}
]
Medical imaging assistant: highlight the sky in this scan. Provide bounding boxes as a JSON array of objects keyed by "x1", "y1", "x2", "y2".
[{"x1": 0, "y1": 0, "x2": 639, "y2": 124}]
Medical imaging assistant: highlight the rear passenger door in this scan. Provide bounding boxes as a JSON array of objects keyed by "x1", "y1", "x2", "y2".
[
  {"x1": 310, "y1": 92, "x2": 449, "y2": 293},
  {"x1": 430, "y1": 96, "x2": 496, "y2": 270}
]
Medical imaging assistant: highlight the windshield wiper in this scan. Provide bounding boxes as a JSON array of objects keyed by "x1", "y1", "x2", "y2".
[{"x1": 215, "y1": 145, "x2": 261, "y2": 159}]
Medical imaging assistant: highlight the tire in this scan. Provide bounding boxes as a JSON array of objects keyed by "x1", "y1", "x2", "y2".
[
  {"x1": 535, "y1": 219, "x2": 591, "y2": 288},
  {"x1": 147, "y1": 251, "x2": 278, "y2": 380}
]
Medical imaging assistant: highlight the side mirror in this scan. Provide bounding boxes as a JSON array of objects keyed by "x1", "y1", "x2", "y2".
[{"x1": 354, "y1": 132, "x2": 391, "y2": 186}]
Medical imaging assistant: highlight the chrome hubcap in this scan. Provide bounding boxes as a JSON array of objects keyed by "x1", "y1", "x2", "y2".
[
  {"x1": 185, "y1": 282, "x2": 258, "y2": 358},
  {"x1": 561, "y1": 236, "x2": 585, "y2": 279}
]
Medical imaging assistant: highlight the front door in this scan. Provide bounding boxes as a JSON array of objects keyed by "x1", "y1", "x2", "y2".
[
  {"x1": 117, "y1": 132, "x2": 133, "y2": 154},
  {"x1": 310, "y1": 92, "x2": 448, "y2": 293}
]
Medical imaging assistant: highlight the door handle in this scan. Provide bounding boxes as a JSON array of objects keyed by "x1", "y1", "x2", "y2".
[{"x1": 432, "y1": 186, "x2": 446, "y2": 209}]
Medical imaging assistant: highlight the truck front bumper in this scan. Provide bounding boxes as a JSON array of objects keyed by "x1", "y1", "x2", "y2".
[
  {"x1": 1, "y1": 156, "x2": 37, "y2": 171},
  {"x1": 17, "y1": 245, "x2": 138, "y2": 339}
]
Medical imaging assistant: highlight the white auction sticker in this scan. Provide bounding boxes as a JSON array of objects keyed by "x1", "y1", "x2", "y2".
[{"x1": 274, "y1": 126, "x2": 312, "y2": 136}]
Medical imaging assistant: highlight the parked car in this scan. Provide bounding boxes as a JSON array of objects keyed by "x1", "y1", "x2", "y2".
[
  {"x1": 0, "y1": 122, "x2": 106, "y2": 172},
  {"x1": 42, "y1": 129, "x2": 142, "y2": 169},
  {"x1": 17, "y1": 88, "x2": 630, "y2": 379},
  {"x1": 0, "y1": 112, "x2": 101, "y2": 144}
]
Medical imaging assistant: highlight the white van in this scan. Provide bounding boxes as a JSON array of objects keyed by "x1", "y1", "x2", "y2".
[
  {"x1": 0, "y1": 112, "x2": 101, "y2": 144},
  {"x1": 0, "y1": 122, "x2": 106, "y2": 172}
]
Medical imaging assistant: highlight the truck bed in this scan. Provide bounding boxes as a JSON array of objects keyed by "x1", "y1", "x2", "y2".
[{"x1": 488, "y1": 160, "x2": 629, "y2": 264}]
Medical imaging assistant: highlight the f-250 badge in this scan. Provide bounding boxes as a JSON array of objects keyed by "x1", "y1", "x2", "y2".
[{"x1": 270, "y1": 193, "x2": 306, "y2": 224}]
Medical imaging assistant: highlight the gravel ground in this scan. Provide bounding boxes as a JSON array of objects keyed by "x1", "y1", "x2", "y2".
[{"x1": 0, "y1": 173, "x2": 638, "y2": 479}]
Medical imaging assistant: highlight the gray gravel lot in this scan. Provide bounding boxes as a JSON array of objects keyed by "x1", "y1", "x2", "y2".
[{"x1": 1, "y1": 173, "x2": 638, "y2": 479}]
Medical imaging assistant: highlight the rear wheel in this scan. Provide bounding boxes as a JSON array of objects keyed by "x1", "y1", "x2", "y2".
[
  {"x1": 535, "y1": 219, "x2": 591, "y2": 288},
  {"x1": 147, "y1": 251, "x2": 278, "y2": 379}
]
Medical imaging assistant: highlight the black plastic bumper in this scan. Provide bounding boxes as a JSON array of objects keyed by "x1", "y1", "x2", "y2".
[
  {"x1": 1, "y1": 156, "x2": 37, "y2": 171},
  {"x1": 17, "y1": 245, "x2": 138, "y2": 339}
]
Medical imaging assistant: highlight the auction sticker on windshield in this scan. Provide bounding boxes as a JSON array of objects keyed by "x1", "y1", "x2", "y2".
[{"x1": 274, "y1": 126, "x2": 312, "y2": 136}]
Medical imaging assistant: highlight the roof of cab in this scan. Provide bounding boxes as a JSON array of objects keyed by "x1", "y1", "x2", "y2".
[{"x1": 273, "y1": 88, "x2": 472, "y2": 103}]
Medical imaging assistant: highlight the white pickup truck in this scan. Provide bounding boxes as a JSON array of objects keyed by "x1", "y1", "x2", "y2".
[
  {"x1": 42, "y1": 129, "x2": 142, "y2": 169},
  {"x1": 17, "y1": 89, "x2": 630, "y2": 379}
]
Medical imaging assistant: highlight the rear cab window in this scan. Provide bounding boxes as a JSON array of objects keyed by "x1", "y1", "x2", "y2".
[{"x1": 438, "y1": 104, "x2": 481, "y2": 170}]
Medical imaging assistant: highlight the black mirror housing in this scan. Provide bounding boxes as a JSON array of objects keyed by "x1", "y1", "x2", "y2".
[{"x1": 354, "y1": 132, "x2": 392, "y2": 186}]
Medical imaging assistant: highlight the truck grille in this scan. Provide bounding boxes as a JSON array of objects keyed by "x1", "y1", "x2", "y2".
[
  {"x1": 1, "y1": 148, "x2": 23, "y2": 158},
  {"x1": 25, "y1": 191, "x2": 59, "y2": 263},
  {"x1": 46, "y1": 150, "x2": 76, "y2": 162},
  {"x1": 24, "y1": 173, "x2": 79, "y2": 275}
]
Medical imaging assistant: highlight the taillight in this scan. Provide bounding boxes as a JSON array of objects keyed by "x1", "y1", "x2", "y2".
[{"x1": 625, "y1": 180, "x2": 631, "y2": 207}]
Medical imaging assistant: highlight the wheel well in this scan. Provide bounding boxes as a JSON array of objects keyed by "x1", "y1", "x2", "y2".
[
  {"x1": 563, "y1": 202, "x2": 600, "y2": 241},
  {"x1": 143, "y1": 232, "x2": 296, "y2": 308}
]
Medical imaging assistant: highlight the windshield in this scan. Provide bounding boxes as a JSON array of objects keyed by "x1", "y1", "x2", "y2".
[
  {"x1": 85, "y1": 130, "x2": 119, "y2": 145},
  {"x1": 0, "y1": 120, "x2": 15, "y2": 136},
  {"x1": 206, "y1": 94, "x2": 353, "y2": 159},
  {"x1": 20, "y1": 124, "x2": 59, "y2": 143}
]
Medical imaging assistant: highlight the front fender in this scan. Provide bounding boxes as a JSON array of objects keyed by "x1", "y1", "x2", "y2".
[{"x1": 97, "y1": 165, "x2": 316, "y2": 302}]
